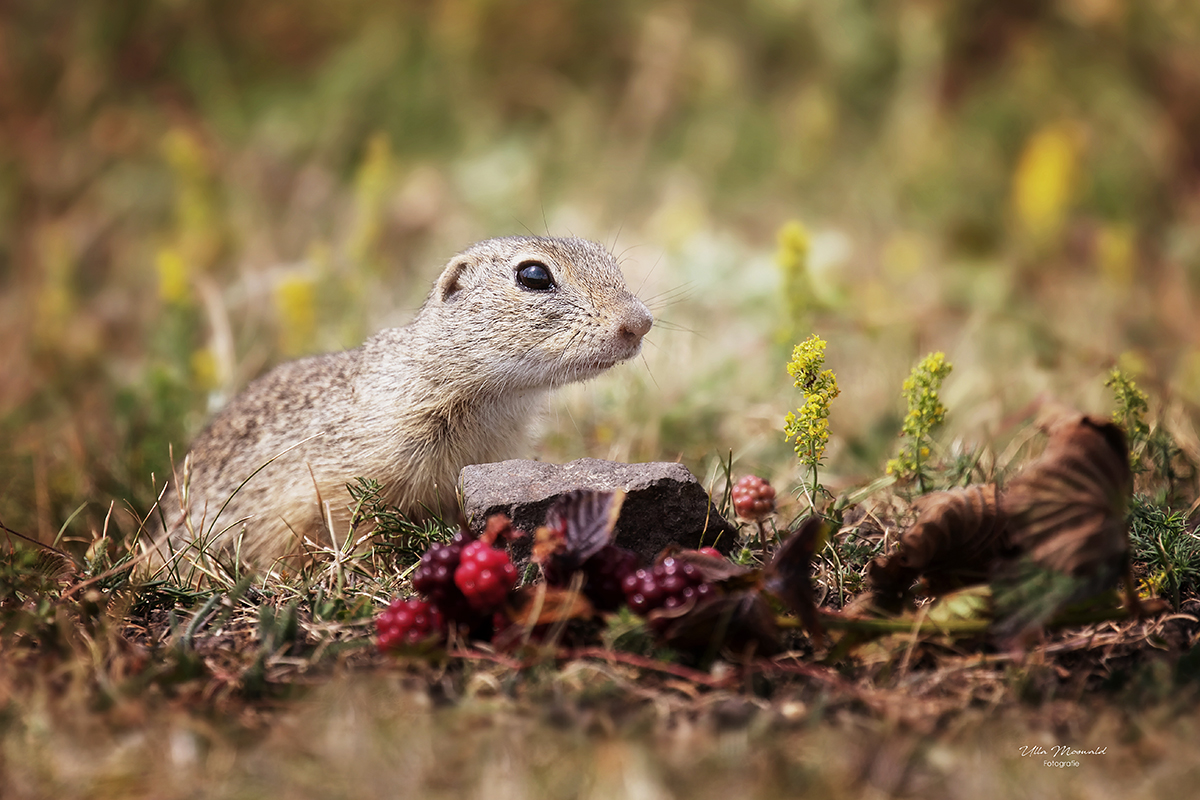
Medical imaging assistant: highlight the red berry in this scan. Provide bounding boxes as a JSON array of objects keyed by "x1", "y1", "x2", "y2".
[
  {"x1": 732, "y1": 475, "x2": 776, "y2": 521},
  {"x1": 376, "y1": 598, "x2": 445, "y2": 651},
  {"x1": 412, "y1": 531, "x2": 478, "y2": 623},
  {"x1": 582, "y1": 545, "x2": 640, "y2": 611},
  {"x1": 544, "y1": 543, "x2": 640, "y2": 613},
  {"x1": 455, "y1": 540, "x2": 519, "y2": 611},
  {"x1": 621, "y1": 557, "x2": 716, "y2": 616},
  {"x1": 696, "y1": 547, "x2": 725, "y2": 559}
]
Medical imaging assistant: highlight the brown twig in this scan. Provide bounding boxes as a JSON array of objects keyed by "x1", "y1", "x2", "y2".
[
  {"x1": 0, "y1": 517, "x2": 75, "y2": 562},
  {"x1": 446, "y1": 645, "x2": 736, "y2": 687},
  {"x1": 446, "y1": 648, "x2": 526, "y2": 671},
  {"x1": 557, "y1": 647, "x2": 735, "y2": 688}
]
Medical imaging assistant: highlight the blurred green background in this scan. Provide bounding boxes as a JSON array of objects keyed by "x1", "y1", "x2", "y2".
[{"x1": 3, "y1": 0, "x2": 1200, "y2": 545}]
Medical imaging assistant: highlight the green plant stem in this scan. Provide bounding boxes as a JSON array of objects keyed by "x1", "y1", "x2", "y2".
[
  {"x1": 808, "y1": 440, "x2": 820, "y2": 511},
  {"x1": 774, "y1": 601, "x2": 1147, "y2": 637},
  {"x1": 914, "y1": 443, "x2": 924, "y2": 493},
  {"x1": 823, "y1": 546, "x2": 845, "y2": 608}
]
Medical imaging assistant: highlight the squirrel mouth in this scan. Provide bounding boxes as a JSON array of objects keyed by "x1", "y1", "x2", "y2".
[
  {"x1": 554, "y1": 338, "x2": 643, "y2": 383},
  {"x1": 569, "y1": 353, "x2": 629, "y2": 379},
  {"x1": 590, "y1": 349, "x2": 640, "y2": 374}
]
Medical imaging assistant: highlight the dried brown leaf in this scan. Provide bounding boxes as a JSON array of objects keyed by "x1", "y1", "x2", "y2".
[
  {"x1": 478, "y1": 514, "x2": 516, "y2": 546},
  {"x1": 868, "y1": 484, "x2": 1011, "y2": 602},
  {"x1": 989, "y1": 412, "x2": 1134, "y2": 643},
  {"x1": 1002, "y1": 413, "x2": 1132, "y2": 578},
  {"x1": 763, "y1": 516, "x2": 827, "y2": 644},
  {"x1": 532, "y1": 490, "x2": 625, "y2": 572},
  {"x1": 504, "y1": 584, "x2": 595, "y2": 627}
]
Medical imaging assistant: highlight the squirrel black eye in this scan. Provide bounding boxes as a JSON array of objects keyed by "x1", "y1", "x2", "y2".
[{"x1": 516, "y1": 261, "x2": 555, "y2": 291}]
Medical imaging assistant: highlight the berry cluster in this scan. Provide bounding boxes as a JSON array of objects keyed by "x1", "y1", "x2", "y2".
[
  {"x1": 542, "y1": 541, "x2": 641, "y2": 611},
  {"x1": 621, "y1": 557, "x2": 716, "y2": 616},
  {"x1": 378, "y1": 509, "x2": 733, "y2": 652},
  {"x1": 455, "y1": 540, "x2": 519, "y2": 610},
  {"x1": 376, "y1": 598, "x2": 444, "y2": 651},
  {"x1": 379, "y1": 523, "x2": 519, "y2": 652},
  {"x1": 411, "y1": 530, "x2": 477, "y2": 625},
  {"x1": 732, "y1": 475, "x2": 776, "y2": 521},
  {"x1": 578, "y1": 544, "x2": 640, "y2": 611}
]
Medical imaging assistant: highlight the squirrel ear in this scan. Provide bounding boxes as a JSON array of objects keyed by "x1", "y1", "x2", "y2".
[{"x1": 436, "y1": 259, "x2": 470, "y2": 303}]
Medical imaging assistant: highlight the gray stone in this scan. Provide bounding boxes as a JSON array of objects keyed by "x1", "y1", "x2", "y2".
[{"x1": 460, "y1": 458, "x2": 738, "y2": 567}]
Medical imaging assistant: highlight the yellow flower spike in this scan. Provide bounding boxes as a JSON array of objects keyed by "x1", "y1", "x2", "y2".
[
  {"x1": 161, "y1": 128, "x2": 207, "y2": 183},
  {"x1": 1105, "y1": 366, "x2": 1149, "y2": 444},
  {"x1": 161, "y1": 127, "x2": 220, "y2": 269},
  {"x1": 348, "y1": 133, "x2": 393, "y2": 270},
  {"x1": 34, "y1": 224, "x2": 75, "y2": 341},
  {"x1": 155, "y1": 248, "x2": 190, "y2": 305},
  {"x1": 1096, "y1": 223, "x2": 1135, "y2": 288},
  {"x1": 1011, "y1": 122, "x2": 1081, "y2": 243},
  {"x1": 783, "y1": 334, "x2": 840, "y2": 470},
  {"x1": 275, "y1": 274, "x2": 318, "y2": 356},
  {"x1": 190, "y1": 347, "x2": 218, "y2": 391},
  {"x1": 777, "y1": 221, "x2": 810, "y2": 276},
  {"x1": 887, "y1": 352, "x2": 953, "y2": 490},
  {"x1": 776, "y1": 220, "x2": 812, "y2": 333}
]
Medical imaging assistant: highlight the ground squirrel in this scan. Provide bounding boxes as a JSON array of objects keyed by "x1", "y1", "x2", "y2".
[{"x1": 151, "y1": 236, "x2": 653, "y2": 568}]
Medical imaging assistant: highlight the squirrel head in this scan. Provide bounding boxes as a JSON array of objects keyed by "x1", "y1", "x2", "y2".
[{"x1": 419, "y1": 236, "x2": 653, "y2": 392}]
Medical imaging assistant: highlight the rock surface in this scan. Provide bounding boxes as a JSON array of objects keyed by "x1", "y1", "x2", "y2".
[{"x1": 460, "y1": 458, "x2": 739, "y2": 566}]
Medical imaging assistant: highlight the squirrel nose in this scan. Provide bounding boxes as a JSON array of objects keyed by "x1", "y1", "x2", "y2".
[{"x1": 618, "y1": 301, "x2": 654, "y2": 342}]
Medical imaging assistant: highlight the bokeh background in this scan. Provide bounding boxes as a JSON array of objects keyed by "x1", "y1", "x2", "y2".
[{"x1": 3, "y1": 0, "x2": 1200, "y2": 545}]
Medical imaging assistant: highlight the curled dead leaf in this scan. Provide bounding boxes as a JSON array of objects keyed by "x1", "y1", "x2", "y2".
[
  {"x1": 1002, "y1": 413, "x2": 1132, "y2": 579},
  {"x1": 991, "y1": 413, "x2": 1134, "y2": 641},
  {"x1": 868, "y1": 484, "x2": 1011, "y2": 604},
  {"x1": 763, "y1": 516, "x2": 828, "y2": 645},
  {"x1": 532, "y1": 490, "x2": 625, "y2": 575}
]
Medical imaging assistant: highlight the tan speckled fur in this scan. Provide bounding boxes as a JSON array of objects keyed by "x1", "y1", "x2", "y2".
[{"x1": 151, "y1": 236, "x2": 652, "y2": 568}]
